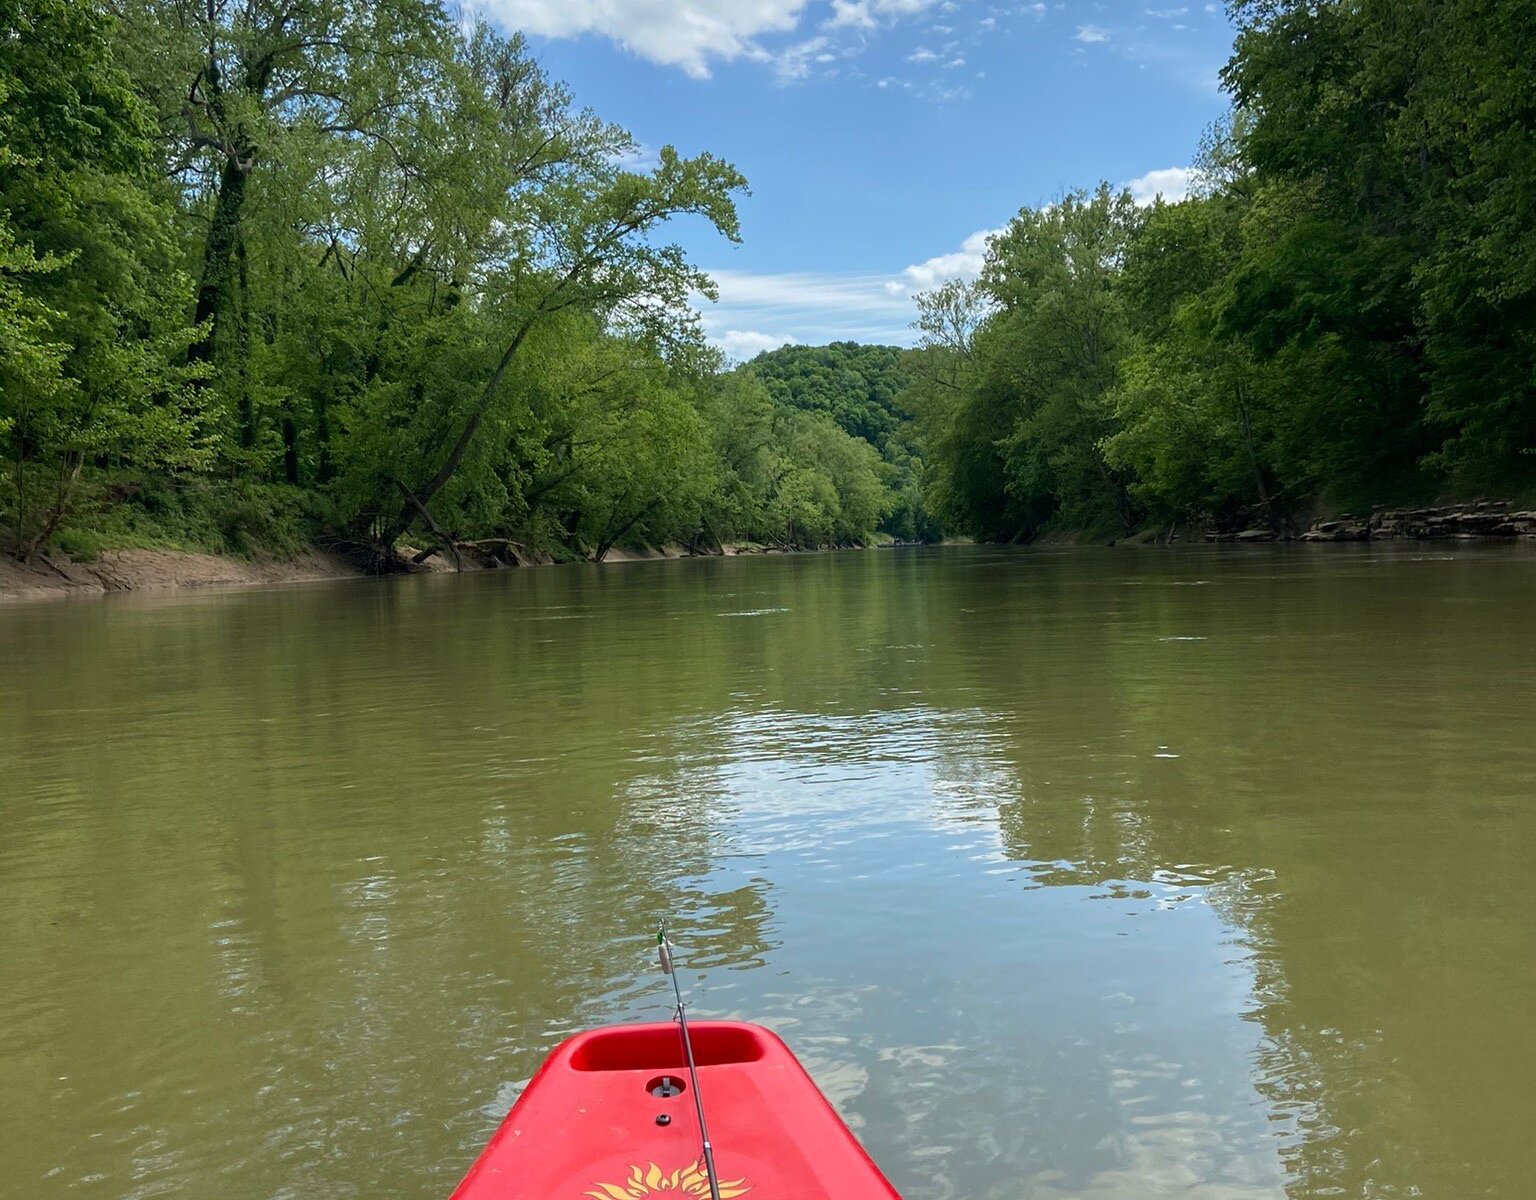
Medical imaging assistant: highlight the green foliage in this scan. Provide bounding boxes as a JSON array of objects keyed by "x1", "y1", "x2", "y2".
[
  {"x1": 10, "y1": 0, "x2": 1531, "y2": 566},
  {"x1": 1226, "y1": 0, "x2": 1534, "y2": 496},
  {"x1": 1, "y1": 0, "x2": 210, "y2": 558},
  {"x1": 907, "y1": 187, "x2": 1142, "y2": 540},
  {"x1": 55, "y1": 477, "x2": 333, "y2": 559},
  {"x1": 742, "y1": 342, "x2": 937, "y2": 540},
  {"x1": 1, "y1": 0, "x2": 909, "y2": 568},
  {"x1": 746, "y1": 342, "x2": 904, "y2": 446},
  {"x1": 908, "y1": 2, "x2": 1536, "y2": 539},
  {"x1": 699, "y1": 372, "x2": 890, "y2": 549}
]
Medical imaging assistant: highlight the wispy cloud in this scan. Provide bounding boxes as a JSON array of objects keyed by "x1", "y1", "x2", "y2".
[
  {"x1": 695, "y1": 226, "x2": 1006, "y2": 350},
  {"x1": 697, "y1": 267, "x2": 917, "y2": 346},
  {"x1": 771, "y1": 35, "x2": 832, "y2": 82},
  {"x1": 608, "y1": 141, "x2": 662, "y2": 173},
  {"x1": 826, "y1": 0, "x2": 940, "y2": 30},
  {"x1": 827, "y1": 0, "x2": 878, "y2": 29},
  {"x1": 1073, "y1": 23, "x2": 1111, "y2": 44}
]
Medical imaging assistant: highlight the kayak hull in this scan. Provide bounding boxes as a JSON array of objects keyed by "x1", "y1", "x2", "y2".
[{"x1": 449, "y1": 1021, "x2": 902, "y2": 1199}]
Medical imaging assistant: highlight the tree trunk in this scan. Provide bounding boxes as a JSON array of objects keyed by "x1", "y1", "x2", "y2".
[
  {"x1": 234, "y1": 231, "x2": 255, "y2": 449},
  {"x1": 312, "y1": 382, "x2": 334, "y2": 484},
  {"x1": 282, "y1": 415, "x2": 299, "y2": 484},
  {"x1": 1234, "y1": 381, "x2": 1278, "y2": 529},
  {"x1": 22, "y1": 453, "x2": 83, "y2": 560},
  {"x1": 379, "y1": 321, "x2": 535, "y2": 548},
  {"x1": 187, "y1": 156, "x2": 251, "y2": 369},
  {"x1": 393, "y1": 479, "x2": 463, "y2": 571}
]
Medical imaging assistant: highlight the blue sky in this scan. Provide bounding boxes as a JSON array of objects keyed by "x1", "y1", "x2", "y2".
[{"x1": 477, "y1": 0, "x2": 1238, "y2": 357}]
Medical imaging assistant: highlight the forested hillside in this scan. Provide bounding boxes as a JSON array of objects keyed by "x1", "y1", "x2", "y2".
[
  {"x1": 0, "y1": 0, "x2": 894, "y2": 566},
  {"x1": 906, "y1": 0, "x2": 1536, "y2": 540},
  {"x1": 741, "y1": 343, "x2": 937, "y2": 541}
]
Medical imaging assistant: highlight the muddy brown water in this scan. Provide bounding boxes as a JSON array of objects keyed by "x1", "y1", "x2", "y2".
[{"x1": 2, "y1": 545, "x2": 1533, "y2": 1199}]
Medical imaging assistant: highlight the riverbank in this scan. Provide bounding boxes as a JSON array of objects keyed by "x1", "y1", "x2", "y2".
[
  {"x1": 0, "y1": 548, "x2": 367, "y2": 603},
  {"x1": 1207, "y1": 500, "x2": 1536, "y2": 543},
  {"x1": 0, "y1": 539, "x2": 877, "y2": 603},
  {"x1": 6, "y1": 502, "x2": 1532, "y2": 603}
]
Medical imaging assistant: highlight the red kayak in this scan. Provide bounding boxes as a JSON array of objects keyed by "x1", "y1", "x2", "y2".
[{"x1": 449, "y1": 1020, "x2": 902, "y2": 1199}]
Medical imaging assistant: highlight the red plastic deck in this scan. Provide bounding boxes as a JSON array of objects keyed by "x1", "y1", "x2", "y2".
[{"x1": 449, "y1": 1021, "x2": 902, "y2": 1199}]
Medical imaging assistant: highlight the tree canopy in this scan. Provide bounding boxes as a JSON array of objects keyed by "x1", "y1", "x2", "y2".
[
  {"x1": 742, "y1": 342, "x2": 937, "y2": 541},
  {"x1": 1, "y1": 0, "x2": 900, "y2": 562},
  {"x1": 908, "y1": 1, "x2": 1536, "y2": 539}
]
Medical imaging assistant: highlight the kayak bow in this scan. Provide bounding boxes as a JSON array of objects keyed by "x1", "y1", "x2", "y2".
[{"x1": 447, "y1": 1020, "x2": 903, "y2": 1199}]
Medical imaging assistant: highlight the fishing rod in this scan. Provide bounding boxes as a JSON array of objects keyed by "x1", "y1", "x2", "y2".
[{"x1": 657, "y1": 921, "x2": 723, "y2": 1200}]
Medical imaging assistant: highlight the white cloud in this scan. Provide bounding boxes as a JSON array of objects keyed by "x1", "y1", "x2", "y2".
[
  {"x1": 1145, "y1": 5, "x2": 1188, "y2": 15},
  {"x1": 609, "y1": 141, "x2": 661, "y2": 173},
  {"x1": 1073, "y1": 23, "x2": 1110, "y2": 43},
  {"x1": 946, "y1": 55, "x2": 966, "y2": 68},
  {"x1": 918, "y1": 81, "x2": 972, "y2": 101},
  {"x1": 475, "y1": 0, "x2": 809, "y2": 78},
  {"x1": 715, "y1": 329, "x2": 797, "y2": 360},
  {"x1": 478, "y1": 0, "x2": 937, "y2": 78},
  {"x1": 1123, "y1": 165, "x2": 1194, "y2": 204},
  {"x1": 906, "y1": 46, "x2": 940, "y2": 62},
  {"x1": 889, "y1": 227, "x2": 1002, "y2": 294},
  {"x1": 709, "y1": 268, "x2": 915, "y2": 317}
]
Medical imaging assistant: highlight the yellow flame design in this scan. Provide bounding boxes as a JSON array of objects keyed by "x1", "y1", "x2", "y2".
[{"x1": 584, "y1": 1160, "x2": 750, "y2": 1199}]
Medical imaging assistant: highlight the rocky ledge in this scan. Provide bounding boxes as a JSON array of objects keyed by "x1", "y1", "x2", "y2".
[{"x1": 1206, "y1": 500, "x2": 1536, "y2": 543}]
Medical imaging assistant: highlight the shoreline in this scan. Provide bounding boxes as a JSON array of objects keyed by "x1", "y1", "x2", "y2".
[
  {"x1": 0, "y1": 540, "x2": 875, "y2": 605},
  {"x1": 0, "y1": 547, "x2": 369, "y2": 604},
  {"x1": 5, "y1": 507, "x2": 1534, "y2": 605}
]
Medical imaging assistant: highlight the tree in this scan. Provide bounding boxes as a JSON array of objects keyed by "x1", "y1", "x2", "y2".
[
  {"x1": 1, "y1": 0, "x2": 209, "y2": 557},
  {"x1": 1105, "y1": 192, "x2": 1295, "y2": 530},
  {"x1": 114, "y1": 0, "x2": 458, "y2": 379},
  {"x1": 369, "y1": 141, "x2": 746, "y2": 561},
  {"x1": 908, "y1": 186, "x2": 1143, "y2": 541}
]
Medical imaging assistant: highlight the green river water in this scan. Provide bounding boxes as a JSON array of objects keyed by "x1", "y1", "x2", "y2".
[{"x1": 2, "y1": 545, "x2": 1533, "y2": 1199}]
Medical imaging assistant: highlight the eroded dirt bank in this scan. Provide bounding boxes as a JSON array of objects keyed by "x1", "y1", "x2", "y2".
[{"x1": 0, "y1": 548, "x2": 367, "y2": 603}]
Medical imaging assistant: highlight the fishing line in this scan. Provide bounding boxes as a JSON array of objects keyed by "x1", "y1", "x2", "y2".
[{"x1": 657, "y1": 921, "x2": 723, "y2": 1200}]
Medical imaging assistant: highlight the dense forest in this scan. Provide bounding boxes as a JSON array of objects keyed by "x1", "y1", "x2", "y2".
[
  {"x1": 906, "y1": 1, "x2": 1536, "y2": 540},
  {"x1": 2, "y1": 0, "x2": 1533, "y2": 567},
  {"x1": 0, "y1": 0, "x2": 891, "y2": 566},
  {"x1": 741, "y1": 343, "x2": 937, "y2": 542}
]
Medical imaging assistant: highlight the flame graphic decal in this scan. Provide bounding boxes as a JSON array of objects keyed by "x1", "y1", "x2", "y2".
[{"x1": 584, "y1": 1160, "x2": 750, "y2": 1199}]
